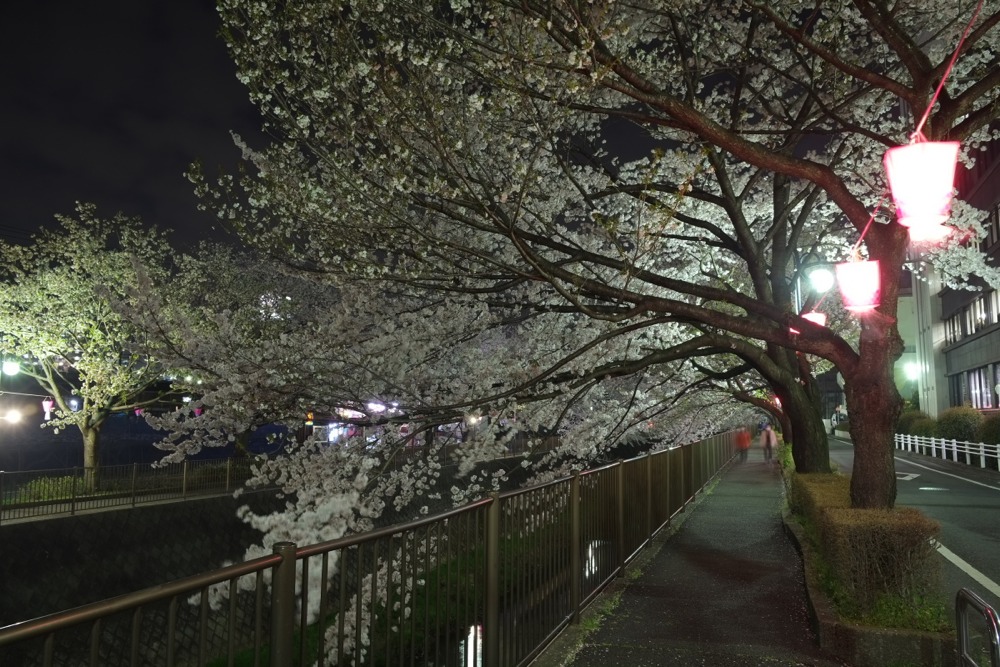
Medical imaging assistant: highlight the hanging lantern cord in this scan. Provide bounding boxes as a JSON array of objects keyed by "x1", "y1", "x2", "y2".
[
  {"x1": 911, "y1": 0, "x2": 985, "y2": 141},
  {"x1": 851, "y1": 193, "x2": 888, "y2": 258}
]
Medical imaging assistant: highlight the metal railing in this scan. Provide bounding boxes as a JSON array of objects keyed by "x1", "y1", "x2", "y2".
[
  {"x1": 895, "y1": 434, "x2": 1000, "y2": 470},
  {"x1": 0, "y1": 458, "x2": 260, "y2": 525},
  {"x1": 956, "y1": 587, "x2": 1000, "y2": 667},
  {"x1": 0, "y1": 432, "x2": 735, "y2": 666}
]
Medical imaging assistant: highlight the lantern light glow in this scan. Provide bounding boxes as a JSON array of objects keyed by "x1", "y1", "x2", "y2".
[
  {"x1": 883, "y1": 141, "x2": 960, "y2": 230},
  {"x1": 835, "y1": 260, "x2": 881, "y2": 312}
]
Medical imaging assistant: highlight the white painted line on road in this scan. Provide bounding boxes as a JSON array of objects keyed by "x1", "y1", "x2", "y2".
[
  {"x1": 896, "y1": 472, "x2": 919, "y2": 481},
  {"x1": 894, "y1": 456, "x2": 1000, "y2": 492},
  {"x1": 933, "y1": 540, "x2": 1000, "y2": 599}
]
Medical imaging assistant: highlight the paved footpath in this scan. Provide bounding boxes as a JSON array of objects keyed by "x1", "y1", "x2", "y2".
[{"x1": 534, "y1": 450, "x2": 851, "y2": 667}]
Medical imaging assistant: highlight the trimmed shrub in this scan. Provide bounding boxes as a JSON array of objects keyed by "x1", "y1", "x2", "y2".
[
  {"x1": 897, "y1": 409, "x2": 930, "y2": 435},
  {"x1": 787, "y1": 472, "x2": 947, "y2": 630},
  {"x1": 787, "y1": 472, "x2": 850, "y2": 518},
  {"x1": 834, "y1": 419, "x2": 850, "y2": 433},
  {"x1": 821, "y1": 507, "x2": 941, "y2": 618},
  {"x1": 936, "y1": 405, "x2": 983, "y2": 442},
  {"x1": 910, "y1": 417, "x2": 938, "y2": 437},
  {"x1": 975, "y1": 414, "x2": 1000, "y2": 446}
]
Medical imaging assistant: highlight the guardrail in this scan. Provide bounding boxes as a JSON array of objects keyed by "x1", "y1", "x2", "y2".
[
  {"x1": 894, "y1": 434, "x2": 1000, "y2": 470},
  {"x1": 956, "y1": 587, "x2": 1000, "y2": 666},
  {"x1": 0, "y1": 458, "x2": 258, "y2": 525},
  {"x1": 0, "y1": 431, "x2": 736, "y2": 666}
]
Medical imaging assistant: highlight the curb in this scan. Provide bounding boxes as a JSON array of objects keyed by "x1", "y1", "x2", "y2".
[{"x1": 782, "y1": 510, "x2": 957, "y2": 667}]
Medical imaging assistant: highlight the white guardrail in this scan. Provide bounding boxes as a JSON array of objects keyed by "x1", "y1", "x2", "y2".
[{"x1": 894, "y1": 433, "x2": 1000, "y2": 470}]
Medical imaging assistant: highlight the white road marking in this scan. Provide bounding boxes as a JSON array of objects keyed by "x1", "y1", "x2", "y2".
[
  {"x1": 894, "y1": 456, "x2": 1000, "y2": 492},
  {"x1": 897, "y1": 472, "x2": 919, "y2": 481},
  {"x1": 933, "y1": 540, "x2": 1000, "y2": 599}
]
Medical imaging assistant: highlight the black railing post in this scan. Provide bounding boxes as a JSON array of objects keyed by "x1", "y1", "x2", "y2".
[
  {"x1": 270, "y1": 541, "x2": 297, "y2": 667},
  {"x1": 130, "y1": 463, "x2": 138, "y2": 507},
  {"x1": 570, "y1": 472, "x2": 582, "y2": 624},
  {"x1": 616, "y1": 462, "x2": 625, "y2": 576},
  {"x1": 485, "y1": 494, "x2": 500, "y2": 666},
  {"x1": 645, "y1": 452, "x2": 653, "y2": 539}
]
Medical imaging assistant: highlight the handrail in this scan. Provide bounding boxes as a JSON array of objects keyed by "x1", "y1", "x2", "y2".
[
  {"x1": 0, "y1": 431, "x2": 738, "y2": 666},
  {"x1": 0, "y1": 458, "x2": 264, "y2": 525},
  {"x1": 894, "y1": 433, "x2": 1000, "y2": 470},
  {"x1": 956, "y1": 587, "x2": 1000, "y2": 666},
  {"x1": 0, "y1": 551, "x2": 284, "y2": 645}
]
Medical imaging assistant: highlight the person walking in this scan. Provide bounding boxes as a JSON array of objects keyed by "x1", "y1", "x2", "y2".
[
  {"x1": 760, "y1": 424, "x2": 777, "y2": 463},
  {"x1": 736, "y1": 427, "x2": 752, "y2": 463}
]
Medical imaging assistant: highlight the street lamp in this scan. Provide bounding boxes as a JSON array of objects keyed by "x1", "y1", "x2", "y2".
[{"x1": 791, "y1": 262, "x2": 835, "y2": 333}]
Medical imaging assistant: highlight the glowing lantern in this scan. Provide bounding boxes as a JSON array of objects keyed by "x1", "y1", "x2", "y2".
[
  {"x1": 789, "y1": 311, "x2": 827, "y2": 334},
  {"x1": 835, "y1": 260, "x2": 881, "y2": 312},
  {"x1": 883, "y1": 141, "x2": 960, "y2": 230},
  {"x1": 906, "y1": 221, "x2": 952, "y2": 244}
]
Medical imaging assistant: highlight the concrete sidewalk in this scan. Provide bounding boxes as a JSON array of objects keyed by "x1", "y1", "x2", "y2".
[{"x1": 533, "y1": 450, "x2": 850, "y2": 666}]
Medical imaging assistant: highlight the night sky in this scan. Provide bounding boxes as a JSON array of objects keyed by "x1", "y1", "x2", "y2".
[{"x1": 1, "y1": 0, "x2": 264, "y2": 249}]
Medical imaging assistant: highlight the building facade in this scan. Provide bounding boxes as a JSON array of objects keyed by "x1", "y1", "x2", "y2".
[{"x1": 911, "y1": 137, "x2": 1000, "y2": 417}]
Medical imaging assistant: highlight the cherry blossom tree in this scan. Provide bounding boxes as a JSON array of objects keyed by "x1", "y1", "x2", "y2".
[
  {"x1": 199, "y1": 0, "x2": 1000, "y2": 510},
  {"x1": 0, "y1": 205, "x2": 179, "y2": 472},
  {"x1": 127, "y1": 242, "x2": 749, "y2": 570}
]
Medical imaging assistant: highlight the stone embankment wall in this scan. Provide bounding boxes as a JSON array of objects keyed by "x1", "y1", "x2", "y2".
[{"x1": 0, "y1": 491, "x2": 281, "y2": 628}]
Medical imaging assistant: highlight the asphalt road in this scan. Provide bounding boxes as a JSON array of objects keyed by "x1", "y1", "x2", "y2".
[{"x1": 828, "y1": 436, "x2": 1000, "y2": 616}]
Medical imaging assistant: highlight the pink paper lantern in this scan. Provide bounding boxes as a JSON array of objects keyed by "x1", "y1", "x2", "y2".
[
  {"x1": 835, "y1": 260, "x2": 881, "y2": 312},
  {"x1": 906, "y1": 221, "x2": 952, "y2": 244},
  {"x1": 883, "y1": 141, "x2": 960, "y2": 229}
]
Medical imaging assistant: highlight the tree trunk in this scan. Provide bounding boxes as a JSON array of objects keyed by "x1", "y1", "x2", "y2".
[
  {"x1": 80, "y1": 425, "x2": 101, "y2": 493},
  {"x1": 845, "y1": 339, "x2": 902, "y2": 509},
  {"x1": 779, "y1": 378, "x2": 830, "y2": 473},
  {"x1": 787, "y1": 407, "x2": 832, "y2": 474}
]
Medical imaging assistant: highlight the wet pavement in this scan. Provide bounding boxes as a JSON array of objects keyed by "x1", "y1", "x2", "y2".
[{"x1": 533, "y1": 450, "x2": 850, "y2": 666}]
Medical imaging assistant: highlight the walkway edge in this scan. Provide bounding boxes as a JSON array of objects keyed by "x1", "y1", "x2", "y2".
[
  {"x1": 781, "y1": 509, "x2": 957, "y2": 667},
  {"x1": 527, "y1": 474, "x2": 723, "y2": 667}
]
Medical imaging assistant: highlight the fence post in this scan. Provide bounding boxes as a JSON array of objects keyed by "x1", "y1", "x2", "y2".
[
  {"x1": 616, "y1": 462, "x2": 625, "y2": 577},
  {"x1": 131, "y1": 463, "x2": 138, "y2": 507},
  {"x1": 269, "y1": 541, "x2": 297, "y2": 667},
  {"x1": 226, "y1": 458, "x2": 232, "y2": 492},
  {"x1": 980, "y1": 443, "x2": 987, "y2": 469},
  {"x1": 182, "y1": 460, "x2": 189, "y2": 499},
  {"x1": 645, "y1": 453, "x2": 653, "y2": 538},
  {"x1": 71, "y1": 468, "x2": 78, "y2": 516},
  {"x1": 484, "y1": 493, "x2": 500, "y2": 666},
  {"x1": 570, "y1": 472, "x2": 582, "y2": 624}
]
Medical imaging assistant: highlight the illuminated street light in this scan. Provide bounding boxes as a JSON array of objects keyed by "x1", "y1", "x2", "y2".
[
  {"x1": 806, "y1": 266, "x2": 835, "y2": 294},
  {"x1": 3, "y1": 408, "x2": 22, "y2": 424},
  {"x1": 1, "y1": 361, "x2": 20, "y2": 376}
]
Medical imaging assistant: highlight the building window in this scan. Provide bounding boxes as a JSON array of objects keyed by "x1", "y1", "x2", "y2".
[
  {"x1": 992, "y1": 364, "x2": 1000, "y2": 408},
  {"x1": 969, "y1": 296, "x2": 990, "y2": 334},
  {"x1": 949, "y1": 373, "x2": 965, "y2": 406},
  {"x1": 984, "y1": 203, "x2": 1000, "y2": 251},
  {"x1": 969, "y1": 367, "x2": 992, "y2": 409},
  {"x1": 945, "y1": 313, "x2": 964, "y2": 344}
]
